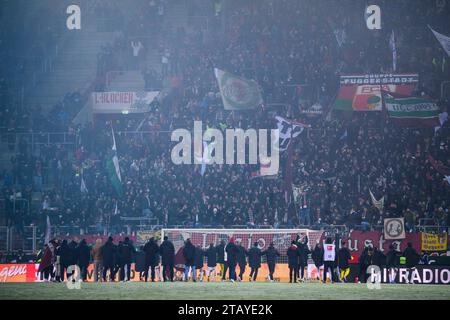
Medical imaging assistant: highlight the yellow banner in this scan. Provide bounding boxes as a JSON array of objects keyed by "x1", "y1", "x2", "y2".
[
  {"x1": 136, "y1": 230, "x2": 161, "y2": 245},
  {"x1": 421, "y1": 232, "x2": 447, "y2": 251}
]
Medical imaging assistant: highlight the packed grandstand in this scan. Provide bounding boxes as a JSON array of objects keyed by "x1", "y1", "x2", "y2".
[{"x1": 0, "y1": 0, "x2": 449, "y2": 272}]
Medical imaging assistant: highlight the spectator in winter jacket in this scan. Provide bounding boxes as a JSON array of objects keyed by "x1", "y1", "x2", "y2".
[
  {"x1": 262, "y1": 243, "x2": 280, "y2": 281},
  {"x1": 159, "y1": 236, "x2": 175, "y2": 281},
  {"x1": 183, "y1": 239, "x2": 196, "y2": 281}
]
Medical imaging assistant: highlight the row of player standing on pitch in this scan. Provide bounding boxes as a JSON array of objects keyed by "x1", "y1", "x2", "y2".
[{"x1": 181, "y1": 237, "x2": 281, "y2": 282}]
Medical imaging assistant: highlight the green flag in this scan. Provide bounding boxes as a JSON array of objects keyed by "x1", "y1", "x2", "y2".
[
  {"x1": 106, "y1": 127, "x2": 123, "y2": 196},
  {"x1": 383, "y1": 92, "x2": 440, "y2": 127},
  {"x1": 214, "y1": 68, "x2": 263, "y2": 110}
]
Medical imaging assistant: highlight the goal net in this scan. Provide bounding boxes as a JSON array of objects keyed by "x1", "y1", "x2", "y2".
[{"x1": 161, "y1": 228, "x2": 324, "y2": 266}]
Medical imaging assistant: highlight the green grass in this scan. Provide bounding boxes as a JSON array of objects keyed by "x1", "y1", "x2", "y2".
[{"x1": 0, "y1": 282, "x2": 449, "y2": 300}]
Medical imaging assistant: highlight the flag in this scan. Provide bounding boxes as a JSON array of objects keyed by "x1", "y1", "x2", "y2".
[
  {"x1": 275, "y1": 116, "x2": 308, "y2": 151},
  {"x1": 383, "y1": 92, "x2": 440, "y2": 127},
  {"x1": 339, "y1": 129, "x2": 348, "y2": 140},
  {"x1": 106, "y1": 127, "x2": 123, "y2": 196},
  {"x1": 445, "y1": 176, "x2": 450, "y2": 186},
  {"x1": 251, "y1": 157, "x2": 278, "y2": 178},
  {"x1": 44, "y1": 215, "x2": 51, "y2": 244},
  {"x1": 334, "y1": 74, "x2": 418, "y2": 112},
  {"x1": 333, "y1": 28, "x2": 346, "y2": 48},
  {"x1": 113, "y1": 201, "x2": 119, "y2": 216},
  {"x1": 429, "y1": 26, "x2": 450, "y2": 57},
  {"x1": 214, "y1": 68, "x2": 263, "y2": 110},
  {"x1": 80, "y1": 172, "x2": 88, "y2": 194},
  {"x1": 292, "y1": 185, "x2": 302, "y2": 204},
  {"x1": 195, "y1": 127, "x2": 216, "y2": 176},
  {"x1": 369, "y1": 189, "x2": 384, "y2": 212},
  {"x1": 389, "y1": 30, "x2": 397, "y2": 71},
  {"x1": 435, "y1": 111, "x2": 449, "y2": 133}
]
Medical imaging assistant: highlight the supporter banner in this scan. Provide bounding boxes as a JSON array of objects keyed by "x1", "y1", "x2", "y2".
[
  {"x1": 335, "y1": 230, "x2": 421, "y2": 258},
  {"x1": 136, "y1": 230, "x2": 161, "y2": 245},
  {"x1": 422, "y1": 232, "x2": 448, "y2": 252},
  {"x1": 384, "y1": 218, "x2": 405, "y2": 240},
  {"x1": 384, "y1": 93, "x2": 440, "y2": 127},
  {"x1": 300, "y1": 103, "x2": 323, "y2": 115},
  {"x1": 334, "y1": 73, "x2": 418, "y2": 112},
  {"x1": 92, "y1": 91, "x2": 159, "y2": 114},
  {"x1": 214, "y1": 68, "x2": 263, "y2": 110}
]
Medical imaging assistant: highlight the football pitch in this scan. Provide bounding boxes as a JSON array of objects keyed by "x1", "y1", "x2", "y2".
[{"x1": 0, "y1": 282, "x2": 449, "y2": 300}]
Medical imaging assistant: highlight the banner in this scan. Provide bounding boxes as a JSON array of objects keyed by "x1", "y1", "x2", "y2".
[
  {"x1": 384, "y1": 218, "x2": 406, "y2": 240},
  {"x1": 275, "y1": 116, "x2": 307, "y2": 152},
  {"x1": 384, "y1": 93, "x2": 440, "y2": 127},
  {"x1": 334, "y1": 74, "x2": 418, "y2": 112},
  {"x1": 0, "y1": 264, "x2": 37, "y2": 283},
  {"x1": 92, "y1": 91, "x2": 159, "y2": 114},
  {"x1": 136, "y1": 230, "x2": 161, "y2": 245},
  {"x1": 214, "y1": 68, "x2": 263, "y2": 110},
  {"x1": 337, "y1": 230, "x2": 421, "y2": 257},
  {"x1": 422, "y1": 232, "x2": 448, "y2": 252},
  {"x1": 300, "y1": 103, "x2": 323, "y2": 115}
]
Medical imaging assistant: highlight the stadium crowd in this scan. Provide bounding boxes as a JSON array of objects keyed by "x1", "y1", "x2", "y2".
[{"x1": 1, "y1": 0, "x2": 450, "y2": 237}]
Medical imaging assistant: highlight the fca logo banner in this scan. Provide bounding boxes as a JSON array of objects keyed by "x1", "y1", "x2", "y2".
[{"x1": 365, "y1": 5, "x2": 381, "y2": 30}]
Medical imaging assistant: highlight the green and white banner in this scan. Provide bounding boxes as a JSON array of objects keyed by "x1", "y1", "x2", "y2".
[
  {"x1": 384, "y1": 93, "x2": 440, "y2": 127},
  {"x1": 214, "y1": 68, "x2": 263, "y2": 110}
]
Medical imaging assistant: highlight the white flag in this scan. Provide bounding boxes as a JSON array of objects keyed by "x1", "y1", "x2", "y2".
[
  {"x1": 275, "y1": 116, "x2": 308, "y2": 151},
  {"x1": 369, "y1": 189, "x2": 384, "y2": 212},
  {"x1": 44, "y1": 215, "x2": 51, "y2": 244},
  {"x1": 80, "y1": 175, "x2": 88, "y2": 193},
  {"x1": 389, "y1": 30, "x2": 397, "y2": 71},
  {"x1": 111, "y1": 127, "x2": 122, "y2": 182},
  {"x1": 429, "y1": 26, "x2": 450, "y2": 57}
]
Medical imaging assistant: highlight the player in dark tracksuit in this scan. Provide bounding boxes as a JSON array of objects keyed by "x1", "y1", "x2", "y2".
[
  {"x1": 195, "y1": 246, "x2": 205, "y2": 281},
  {"x1": 235, "y1": 241, "x2": 247, "y2": 281},
  {"x1": 403, "y1": 242, "x2": 420, "y2": 283},
  {"x1": 386, "y1": 244, "x2": 399, "y2": 283},
  {"x1": 204, "y1": 243, "x2": 218, "y2": 281},
  {"x1": 287, "y1": 241, "x2": 300, "y2": 283},
  {"x1": 247, "y1": 242, "x2": 262, "y2": 282},
  {"x1": 337, "y1": 241, "x2": 352, "y2": 282},
  {"x1": 216, "y1": 241, "x2": 225, "y2": 279},
  {"x1": 296, "y1": 236, "x2": 310, "y2": 282},
  {"x1": 262, "y1": 243, "x2": 280, "y2": 281}
]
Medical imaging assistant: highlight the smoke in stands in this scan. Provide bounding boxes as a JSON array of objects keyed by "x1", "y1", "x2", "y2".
[{"x1": 0, "y1": 0, "x2": 449, "y2": 286}]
